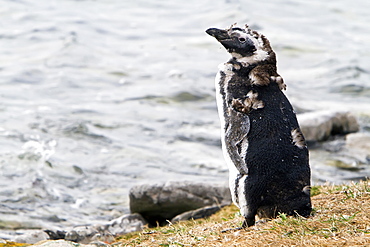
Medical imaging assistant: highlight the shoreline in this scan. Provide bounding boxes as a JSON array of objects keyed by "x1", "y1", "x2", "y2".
[{"x1": 1, "y1": 180, "x2": 370, "y2": 246}]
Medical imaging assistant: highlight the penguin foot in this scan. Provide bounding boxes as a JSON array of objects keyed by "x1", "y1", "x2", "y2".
[{"x1": 242, "y1": 217, "x2": 255, "y2": 228}]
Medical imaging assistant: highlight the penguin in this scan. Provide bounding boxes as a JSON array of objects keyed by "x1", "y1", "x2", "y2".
[{"x1": 206, "y1": 24, "x2": 312, "y2": 227}]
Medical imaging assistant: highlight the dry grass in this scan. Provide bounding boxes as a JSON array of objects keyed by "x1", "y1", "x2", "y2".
[{"x1": 113, "y1": 180, "x2": 370, "y2": 247}]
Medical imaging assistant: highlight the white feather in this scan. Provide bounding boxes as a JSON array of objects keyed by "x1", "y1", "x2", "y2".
[
  {"x1": 230, "y1": 29, "x2": 269, "y2": 66},
  {"x1": 237, "y1": 175, "x2": 249, "y2": 217}
]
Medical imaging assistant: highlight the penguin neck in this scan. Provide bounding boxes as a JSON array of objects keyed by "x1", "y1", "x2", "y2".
[
  {"x1": 227, "y1": 53, "x2": 277, "y2": 77},
  {"x1": 226, "y1": 58, "x2": 257, "y2": 77}
]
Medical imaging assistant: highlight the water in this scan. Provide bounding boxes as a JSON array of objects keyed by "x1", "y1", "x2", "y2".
[{"x1": 0, "y1": 0, "x2": 370, "y2": 234}]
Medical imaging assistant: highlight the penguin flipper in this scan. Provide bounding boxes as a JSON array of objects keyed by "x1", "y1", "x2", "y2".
[{"x1": 225, "y1": 109, "x2": 250, "y2": 175}]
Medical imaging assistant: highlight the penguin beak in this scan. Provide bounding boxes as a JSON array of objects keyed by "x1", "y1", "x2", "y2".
[
  {"x1": 206, "y1": 28, "x2": 241, "y2": 51},
  {"x1": 206, "y1": 27, "x2": 256, "y2": 55},
  {"x1": 206, "y1": 28, "x2": 236, "y2": 50},
  {"x1": 205, "y1": 28, "x2": 230, "y2": 41}
]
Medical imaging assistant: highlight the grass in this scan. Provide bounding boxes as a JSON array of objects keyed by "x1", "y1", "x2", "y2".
[{"x1": 113, "y1": 180, "x2": 370, "y2": 247}]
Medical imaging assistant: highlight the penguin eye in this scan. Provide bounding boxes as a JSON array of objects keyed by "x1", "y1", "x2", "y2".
[{"x1": 239, "y1": 37, "x2": 246, "y2": 43}]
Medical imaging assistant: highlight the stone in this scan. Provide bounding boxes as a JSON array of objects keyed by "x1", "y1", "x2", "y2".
[
  {"x1": 297, "y1": 111, "x2": 359, "y2": 142},
  {"x1": 39, "y1": 214, "x2": 146, "y2": 244},
  {"x1": 31, "y1": 239, "x2": 109, "y2": 247},
  {"x1": 64, "y1": 225, "x2": 114, "y2": 244},
  {"x1": 14, "y1": 230, "x2": 49, "y2": 244},
  {"x1": 103, "y1": 213, "x2": 147, "y2": 236},
  {"x1": 129, "y1": 181, "x2": 231, "y2": 225},
  {"x1": 346, "y1": 132, "x2": 370, "y2": 151},
  {"x1": 325, "y1": 159, "x2": 363, "y2": 171},
  {"x1": 171, "y1": 205, "x2": 224, "y2": 223},
  {"x1": 345, "y1": 132, "x2": 370, "y2": 163},
  {"x1": 44, "y1": 230, "x2": 66, "y2": 240},
  {"x1": 32, "y1": 240, "x2": 75, "y2": 247},
  {"x1": 318, "y1": 132, "x2": 370, "y2": 180}
]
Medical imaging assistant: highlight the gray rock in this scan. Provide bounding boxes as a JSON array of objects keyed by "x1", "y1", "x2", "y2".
[
  {"x1": 345, "y1": 132, "x2": 370, "y2": 163},
  {"x1": 41, "y1": 214, "x2": 146, "y2": 244},
  {"x1": 317, "y1": 132, "x2": 370, "y2": 181},
  {"x1": 31, "y1": 239, "x2": 109, "y2": 247},
  {"x1": 297, "y1": 111, "x2": 359, "y2": 142},
  {"x1": 346, "y1": 132, "x2": 370, "y2": 150},
  {"x1": 325, "y1": 159, "x2": 363, "y2": 171},
  {"x1": 32, "y1": 240, "x2": 76, "y2": 247},
  {"x1": 14, "y1": 230, "x2": 49, "y2": 244},
  {"x1": 64, "y1": 225, "x2": 114, "y2": 244},
  {"x1": 171, "y1": 205, "x2": 224, "y2": 223},
  {"x1": 104, "y1": 213, "x2": 147, "y2": 236},
  {"x1": 44, "y1": 229, "x2": 66, "y2": 240},
  {"x1": 129, "y1": 181, "x2": 231, "y2": 225}
]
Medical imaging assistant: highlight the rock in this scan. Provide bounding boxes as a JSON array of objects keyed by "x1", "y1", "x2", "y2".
[
  {"x1": 32, "y1": 240, "x2": 75, "y2": 247},
  {"x1": 44, "y1": 230, "x2": 66, "y2": 240},
  {"x1": 325, "y1": 159, "x2": 363, "y2": 171},
  {"x1": 297, "y1": 111, "x2": 359, "y2": 142},
  {"x1": 64, "y1": 225, "x2": 114, "y2": 244},
  {"x1": 43, "y1": 214, "x2": 145, "y2": 243},
  {"x1": 346, "y1": 132, "x2": 370, "y2": 151},
  {"x1": 171, "y1": 205, "x2": 224, "y2": 223},
  {"x1": 40, "y1": 213, "x2": 145, "y2": 243},
  {"x1": 103, "y1": 213, "x2": 147, "y2": 236},
  {"x1": 129, "y1": 181, "x2": 231, "y2": 225},
  {"x1": 31, "y1": 239, "x2": 109, "y2": 247},
  {"x1": 345, "y1": 132, "x2": 370, "y2": 163},
  {"x1": 318, "y1": 132, "x2": 370, "y2": 180},
  {"x1": 14, "y1": 230, "x2": 49, "y2": 244}
]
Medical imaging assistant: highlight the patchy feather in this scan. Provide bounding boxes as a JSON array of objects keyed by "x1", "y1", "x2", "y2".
[{"x1": 291, "y1": 128, "x2": 306, "y2": 149}]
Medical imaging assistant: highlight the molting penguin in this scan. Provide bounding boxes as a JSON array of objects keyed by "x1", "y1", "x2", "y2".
[{"x1": 206, "y1": 24, "x2": 312, "y2": 227}]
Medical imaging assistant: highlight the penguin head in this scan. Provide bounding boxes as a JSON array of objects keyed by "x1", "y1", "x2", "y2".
[{"x1": 206, "y1": 24, "x2": 274, "y2": 65}]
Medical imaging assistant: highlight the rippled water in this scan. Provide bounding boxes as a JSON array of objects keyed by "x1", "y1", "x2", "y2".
[{"x1": 1, "y1": 0, "x2": 370, "y2": 234}]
